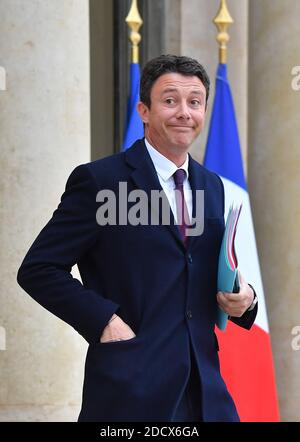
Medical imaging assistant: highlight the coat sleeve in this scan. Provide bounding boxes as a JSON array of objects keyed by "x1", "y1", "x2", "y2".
[
  {"x1": 17, "y1": 164, "x2": 120, "y2": 344},
  {"x1": 229, "y1": 285, "x2": 258, "y2": 330}
]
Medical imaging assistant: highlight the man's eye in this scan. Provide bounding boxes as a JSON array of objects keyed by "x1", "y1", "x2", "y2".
[
  {"x1": 191, "y1": 100, "x2": 201, "y2": 106},
  {"x1": 165, "y1": 98, "x2": 175, "y2": 104}
]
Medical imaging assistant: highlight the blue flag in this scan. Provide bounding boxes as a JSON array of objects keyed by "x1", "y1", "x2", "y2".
[
  {"x1": 204, "y1": 64, "x2": 246, "y2": 190},
  {"x1": 123, "y1": 63, "x2": 144, "y2": 150}
]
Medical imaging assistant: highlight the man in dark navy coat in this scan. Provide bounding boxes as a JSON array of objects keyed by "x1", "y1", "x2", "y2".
[{"x1": 17, "y1": 55, "x2": 258, "y2": 422}]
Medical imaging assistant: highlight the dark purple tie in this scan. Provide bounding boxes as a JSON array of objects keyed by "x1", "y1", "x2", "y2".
[{"x1": 173, "y1": 169, "x2": 190, "y2": 246}]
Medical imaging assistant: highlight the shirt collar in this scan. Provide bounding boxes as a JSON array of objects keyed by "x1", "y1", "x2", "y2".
[{"x1": 144, "y1": 138, "x2": 189, "y2": 183}]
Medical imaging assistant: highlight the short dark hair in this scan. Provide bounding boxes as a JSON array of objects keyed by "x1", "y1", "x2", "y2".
[{"x1": 140, "y1": 54, "x2": 210, "y2": 108}]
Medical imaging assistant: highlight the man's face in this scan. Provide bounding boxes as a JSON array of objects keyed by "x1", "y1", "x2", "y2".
[{"x1": 138, "y1": 73, "x2": 207, "y2": 154}]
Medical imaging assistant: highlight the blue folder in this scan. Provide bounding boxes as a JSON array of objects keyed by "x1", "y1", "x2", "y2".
[{"x1": 216, "y1": 204, "x2": 242, "y2": 330}]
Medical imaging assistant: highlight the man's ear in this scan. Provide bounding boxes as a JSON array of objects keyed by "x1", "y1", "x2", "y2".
[
  {"x1": 204, "y1": 101, "x2": 209, "y2": 114},
  {"x1": 203, "y1": 102, "x2": 209, "y2": 125},
  {"x1": 137, "y1": 101, "x2": 149, "y2": 123}
]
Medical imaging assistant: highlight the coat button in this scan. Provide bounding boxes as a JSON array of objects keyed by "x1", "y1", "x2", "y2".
[
  {"x1": 187, "y1": 253, "x2": 193, "y2": 264},
  {"x1": 186, "y1": 310, "x2": 193, "y2": 319}
]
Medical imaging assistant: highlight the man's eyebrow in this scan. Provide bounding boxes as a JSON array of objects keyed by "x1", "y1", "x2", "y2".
[
  {"x1": 190, "y1": 90, "x2": 205, "y2": 96},
  {"x1": 161, "y1": 87, "x2": 178, "y2": 95},
  {"x1": 161, "y1": 88, "x2": 205, "y2": 96}
]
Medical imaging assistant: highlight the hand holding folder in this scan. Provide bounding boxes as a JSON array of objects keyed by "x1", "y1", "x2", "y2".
[{"x1": 216, "y1": 204, "x2": 242, "y2": 330}]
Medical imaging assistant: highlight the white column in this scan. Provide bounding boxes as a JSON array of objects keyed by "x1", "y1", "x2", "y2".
[
  {"x1": 0, "y1": 0, "x2": 90, "y2": 421},
  {"x1": 249, "y1": 0, "x2": 300, "y2": 421}
]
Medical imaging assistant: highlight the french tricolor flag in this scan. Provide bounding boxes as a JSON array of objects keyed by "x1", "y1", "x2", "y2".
[
  {"x1": 123, "y1": 62, "x2": 144, "y2": 151},
  {"x1": 204, "y1": 64, "x2": 280, "y2": 421}
]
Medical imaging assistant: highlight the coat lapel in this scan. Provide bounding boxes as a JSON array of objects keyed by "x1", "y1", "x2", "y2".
[
  {"x1": 125, "y1": 140, "x2": 184, "y2": 249},
  {"x1": 186, "y1": 155, "x2": 206, "y2": 250}
]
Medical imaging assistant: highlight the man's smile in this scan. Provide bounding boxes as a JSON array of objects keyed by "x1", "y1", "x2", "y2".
[{"x1": 168, "y1": 125, "x2": 194, "y2": 129}]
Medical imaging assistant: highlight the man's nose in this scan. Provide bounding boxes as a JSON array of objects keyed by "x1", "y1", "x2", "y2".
[{"x1": 176, "y1": 101, "x2": 191, "y2": 119}]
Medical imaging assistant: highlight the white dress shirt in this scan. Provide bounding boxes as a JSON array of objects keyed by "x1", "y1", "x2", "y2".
[{"x1": 145, "y1": 138, "x2": 193, "y2": 223}]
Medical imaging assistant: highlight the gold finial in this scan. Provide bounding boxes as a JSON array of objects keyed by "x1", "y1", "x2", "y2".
[
  {"x1": 126, "y1": 0, "x2": 143, "y2": 64},
  {"x1": 213, "y1": 0, "x2": 234, "y2": 64}
]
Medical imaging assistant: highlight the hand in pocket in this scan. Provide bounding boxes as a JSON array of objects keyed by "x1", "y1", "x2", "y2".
[{"x1": 100, "y1": 314, "x2": 136, "y2": 343}]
